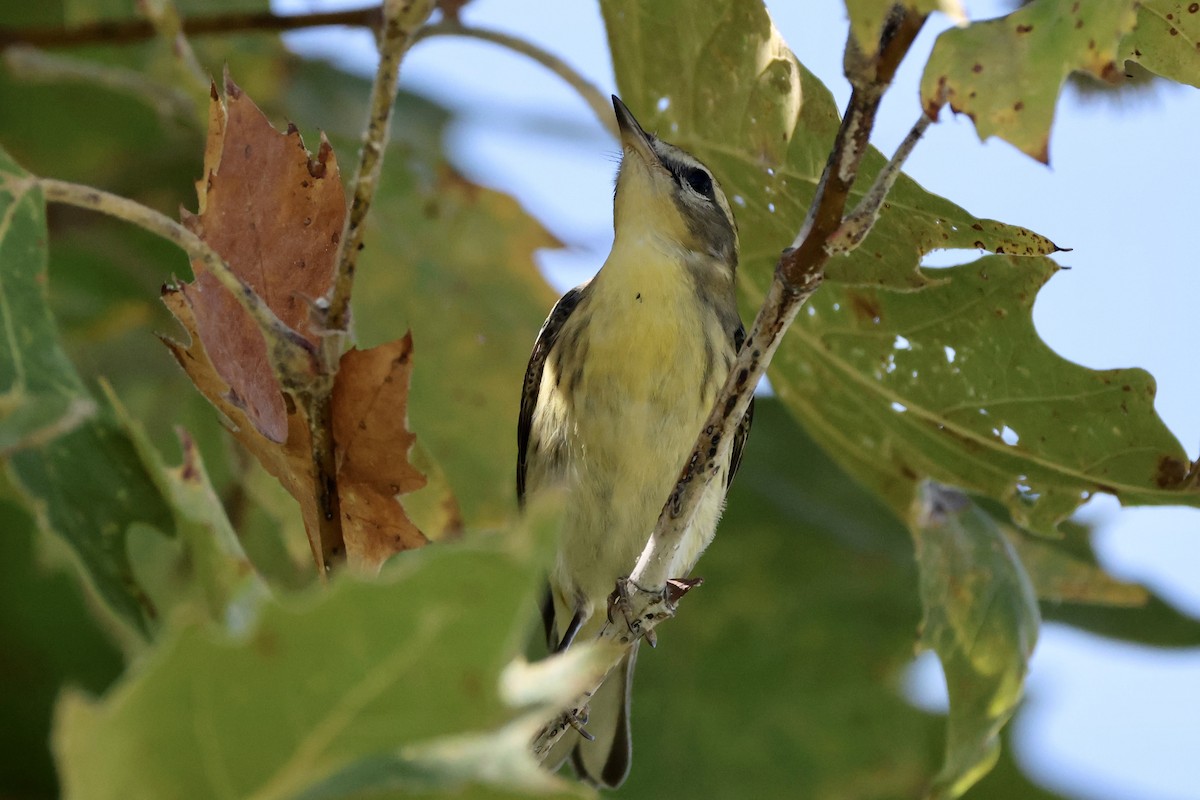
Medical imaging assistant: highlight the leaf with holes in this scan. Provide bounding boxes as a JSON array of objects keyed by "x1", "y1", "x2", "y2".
[
  {"x1": 603, "y1": 0, "x2": 1198, "y2": 538},
  {"x1": 602, "y1": 0, "x2": 1061, "y2": 296},
  {"x1": 920, "y1": 0, "x2": 1140, "y2": 163}
]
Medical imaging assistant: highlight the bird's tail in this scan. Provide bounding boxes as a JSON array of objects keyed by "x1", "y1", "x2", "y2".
[{"x1": 547, "y1": 642, "x2": 639, "y2": 789}]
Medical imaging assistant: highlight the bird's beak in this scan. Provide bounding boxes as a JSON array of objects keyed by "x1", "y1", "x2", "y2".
[{"x1": 612, "y1": 95, "x2": 659, "y2": 167}]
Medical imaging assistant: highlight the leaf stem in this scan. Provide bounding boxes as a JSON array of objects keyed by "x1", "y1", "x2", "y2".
[{"x1": 2, "y1": 45, "x2": 197, "y2": 125}]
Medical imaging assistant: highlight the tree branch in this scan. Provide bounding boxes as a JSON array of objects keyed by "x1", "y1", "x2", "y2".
[
  {"x1": 411, "y1": 20, "x2": 618, "y2": 139},
  {"x1": 827, "y1": 110, "x2": 933, "y2": 256},
  {"x1": 0, "y1": 6, "x2": 383, "y2": 51},
  {"x1": 139, "y1": 0, "x2": 210, "y2": 95},
  {"x1": 531, "y1": 3, "x2": 928, "y2": 761},
  {"x1": 36, "y1": 178, "x2": 317, "y2": 386},
  {"x1": 2, "y1": 45, "x2": 197, "y2": 125},
  {"x1": 324, "y1": 0, "x2": 436, "y2": 334}
]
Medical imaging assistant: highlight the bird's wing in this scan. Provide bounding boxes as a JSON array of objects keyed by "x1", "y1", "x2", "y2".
[
  {"x1": 517, "y1": 286, "x2": 584, "y2": 506},
  {"x1": 727, "y1": 323, "x2": 754, "y2": 489}
]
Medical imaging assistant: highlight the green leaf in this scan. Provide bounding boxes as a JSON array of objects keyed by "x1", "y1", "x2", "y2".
[
  {"x1": 844, "y1": 0, "x2": 965, "y2": 54},
  {"x1": 617, "y1": 399, "x2": 939, "y2": 797},
  {"x1": 999, "y1": 517, "x2": 1148, "y2": 607},
  {"x1": 0, "y1": 146, "x2": 177, "y2": 634},
  {"x1": 104, "y1": 383, "x2": 269, "y2": 630},
  {"x1": 1121, "y1": 0, "x2": 1200, "y2": 87},
  {"x1": 604, "y1": 0, "x2": 1059, "y2": 293},
  {"x1": 775, "y1": 255, "x2": 1198, "y2": 534},
  {"x1": 602, "y1": 0, "x2": 1196, "y2": 536},
  {"x1": 353, "y1": 142, "x2": 559, "y2": 527},
  {"x1": 0, "y1": 495, "x2": 124, "y2": 797},
  {"x1": 919, "y1": 0, "x2": 1140, "y2": 162},
  {"x1": 53, "y1": 505, "x2": 587, "y2": 800},
  {"x1": 0, "y1": 149, "x2": 89, "y2": 437},
  {"x1": 909, "y1": 482, "x2": 1040, "y2": 800}
]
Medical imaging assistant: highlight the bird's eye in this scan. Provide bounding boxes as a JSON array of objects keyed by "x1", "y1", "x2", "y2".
[{"x1": 682, "y1": 167, "x2": 714, "y2": 200}]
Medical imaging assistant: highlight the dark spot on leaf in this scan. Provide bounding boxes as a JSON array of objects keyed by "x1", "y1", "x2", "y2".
[
  {"x1": 1014, "y1": 100, "x2": 1025, "y2": 112},
  {"x1": 1169, "y1": 26, "x2": 1179, "y2": 35},
  {"x1": 1122, "y1": 384, "x2": 1132, "y2": 392},
  {"x1": 1156, "y1": 455, "x2": 1189, "y2": 488},
  {"x1": 1189, "y1": 3, "x2": 1199, "y2": 12},
  {"x1": 1016, "y1": 23, "x2": 1033, "y2": 33},
  {"x1": 972, "y1": 63, "x2": 983, "y2": 73},
  {"x1": 847, "y1": 291, "x2": 883, "y2": 324}
]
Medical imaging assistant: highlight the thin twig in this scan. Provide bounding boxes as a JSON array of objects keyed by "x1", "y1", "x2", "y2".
[
  {"x1": 138, "y1": 0, "x2": 210, "y2": 94},
  {"x1": 0, "y1": 6, "x2": 383, "y2": 51},
  {"x1": 411, "y1": 21, "x2": 618, "y2": 139},
  {"x1": 37, "y1": 178, "x2": 316, "y2": 383},
  {"x1": 325, "y1": 0, "x2": 437, "y2": 333},
  {"x1": 531, "y1": 4, "x2": 929, "y2": 760},
  {"x1": 3, "y1": 45, "x2": 197, "y2": 125},
  {"x1": 304, "y1": 0, "x2": 435, "y2": 576},
  {"x1": 828, "y1": 110, "x2": 933, "y2": 255}
]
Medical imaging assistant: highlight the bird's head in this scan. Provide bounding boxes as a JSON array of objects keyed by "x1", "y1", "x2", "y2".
[{"x1": 611, "y1": 96, "x2": 739, "y2": 272}]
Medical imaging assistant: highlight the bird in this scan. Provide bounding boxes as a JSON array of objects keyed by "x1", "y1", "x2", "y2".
[{"x1": 517, "y1": 95, "x2": 753, "y2": 788}]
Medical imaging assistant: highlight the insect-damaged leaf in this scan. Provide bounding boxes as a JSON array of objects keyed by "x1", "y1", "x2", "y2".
[
  {"x1": 181, "y1": 75, "x2": 343, "y2": 444},
  {"x1": 920, "y1": 0, "x2": 1140, "y2": 163},
  {"x1": 164, "y1": 78, "x2": 430, "y2": 572},
  {"x1": 604, "y1": 0, "x2": 1199, "y2": 538}
]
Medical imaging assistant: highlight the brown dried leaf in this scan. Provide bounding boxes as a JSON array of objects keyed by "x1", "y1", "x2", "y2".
[
  {"x1": 161, "y1": 284, "x2": 324, "y2": 566},
  {"x1": 182, "y1": 75, "x2": 345, "y2": 443},
  {"x1": 163, "y1": 77, "x2": 435, "y2": 573},
  {"x1": 164, "y1": 287, "x2": 431, "y2": 572},
  {"x1": 333, "y1": 338, "x2": 430, "y2": 566}
]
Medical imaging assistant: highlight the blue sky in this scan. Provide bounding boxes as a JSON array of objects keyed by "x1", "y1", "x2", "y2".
[{"x1": 277, "y1": 2, "x2": 1200, "y2": 797}]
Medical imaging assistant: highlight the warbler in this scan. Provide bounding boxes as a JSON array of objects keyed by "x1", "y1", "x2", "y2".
[{"x1": 517, "y1": 96, "x2": 753, "y2": 787}]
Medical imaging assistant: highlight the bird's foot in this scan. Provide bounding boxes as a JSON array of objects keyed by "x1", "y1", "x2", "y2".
[
  {"x1": 607, "y1": 576, "x2": 704, "y2": 647},
  {"x1": 565, "y1": 705, "x2": 595, "y2": 742}
]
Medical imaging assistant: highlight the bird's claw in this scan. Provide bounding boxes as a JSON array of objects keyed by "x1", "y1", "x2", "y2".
[
  {"x1": 606, "y1": 576, "x2": 704, "y2": 647},
  {"x1": 566, "y1": 705, "x2": 594, "y2": 742}
]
